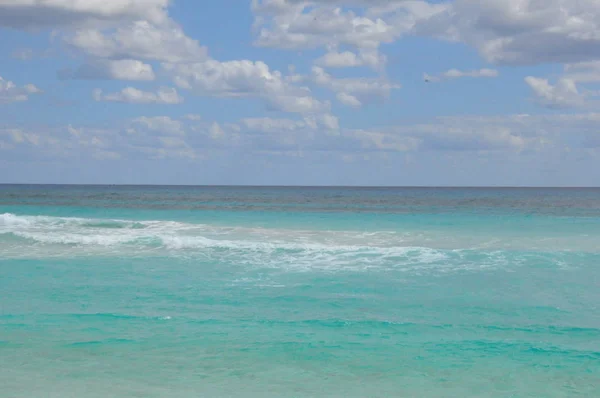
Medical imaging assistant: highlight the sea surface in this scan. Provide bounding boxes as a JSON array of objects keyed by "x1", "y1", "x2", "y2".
[{"x1": 1, "y1": 185, "x2": 599, "y2": 397}]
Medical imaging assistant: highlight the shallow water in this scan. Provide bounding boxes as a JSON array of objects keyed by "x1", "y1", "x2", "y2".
[{"x1": 1, "y1": 186, "x2": 599, "y2": 397}]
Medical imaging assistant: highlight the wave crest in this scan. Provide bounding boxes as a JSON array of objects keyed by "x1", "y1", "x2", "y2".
[
  {"x1": 0, "y1": 213, "x2": 585, "y2": 273},
  {"x1": 0, "y1": 213, "x2": 449, "y2": 268}
]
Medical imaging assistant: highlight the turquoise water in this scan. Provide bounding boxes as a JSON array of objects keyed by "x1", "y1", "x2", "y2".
[{"x1": 1, "y1": 186, "x2": 599, "y2": 397}]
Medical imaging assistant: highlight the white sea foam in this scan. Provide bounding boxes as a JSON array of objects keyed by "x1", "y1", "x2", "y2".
[
  {"x1": 0, "y1": 213, "x2": 452, "y2": 269},
  {"x1": 0, "y1": 212, "x2": 34, "y2": 226},
  {"x1": 0, "y1": 213, "x2": 594, "y2": 272},
  {"x1": 1, "y1": 213, "x2": 407, "y2": 250}
]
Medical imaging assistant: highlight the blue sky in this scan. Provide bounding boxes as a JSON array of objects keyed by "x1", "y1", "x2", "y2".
[{"x1": 1, "y1": 0, "x2": 600, "y2": 186}]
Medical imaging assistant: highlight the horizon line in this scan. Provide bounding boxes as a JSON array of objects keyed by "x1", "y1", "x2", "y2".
[{"x1": 1, "y1": 183, "x2": 599, "y2": 189}]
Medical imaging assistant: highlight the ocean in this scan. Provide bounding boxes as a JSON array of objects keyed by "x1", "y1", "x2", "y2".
[{"x1": 1, "y1": 185, "x2": 599, "y2": 397}]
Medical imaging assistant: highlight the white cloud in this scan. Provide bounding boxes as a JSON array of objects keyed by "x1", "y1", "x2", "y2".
[
  {"x1": 237, "y1": 114, "x2": 340, "y2": 151},
  {"x1": 238, "y1": 112, "x2": 551, "y2": 153},
  {"x1": 165, "y1": 59, "x2": 290, "y2": 96},
  {"x1": 243, "y1": 113, "x2": 339, "y2": 133},
  {"x1": 524, "y1": 61, "x2": 600, "y2": 109},
  {"x1": 4, "y1": 0, "x2": 333, "y2": 119},
  {"x1": 6, "y1": 113, "x2": 600, "y2": 167},
  {"x1": 67, "y1": 125, "x2": 82, "y2": 137},
  {"x1": 126, "y1": 116, "x2": 205, "y2": 159},
  {"x1": 336, "y1": 92, "x2": 362, "y2": 108},
  {"x1": 132, "y1": 116, "x2": 184, "y2": 135},
  {"x1": 0, "y1": 126, "x2": 75, "y2": 159},
  {"x1": 243, "y1": 117, "x2": 307, "y2": 133},
  {"x1": 65, "y1": 20, "x2": 207, "y2": 63},
  {"x1": 254, "y1": 6, "x2": 397, "y2": 50},
  {"x1": 397, "y1": 124, "x2": 528, "y2": 152},
  {"x1": 424, "y1": 68, "x2": 499, "y2": 83},
  {"x1": 411, "y1": 114, "x2": 600, "y2": 151},
  {"x1": 274, "y1": 94, "x2": 330, "y2": 114},
  {"x1": 165, "y1": 59, "x2": 329, "y2": 114},
  {"x1": 252, "y1": 0, "x2": 444, "y2": 51},
  {"x1": 0, "y1": 76, "x2": 42, "y2": 104},
  {"x1": 3, "y1": 128, "x2": 41, "y2": 146},
  {"x1": 351, "y1": 129, "x2": 420, "y2": 152},
  {"x1": 315, "y1": 49, "x2": 386, "y2": 70},
  {"x1": 345, "y1": 114, "x2": 560, "y2": 154},
  {"x1": 209, "y1": 122, "x2": 226, "y2": 140},
  {"x1": 445, "y1": 68, "x2": 498, "y2": 79},
  {"x1": 564, "y1": 61, "x2": 600, "y2": 83},
  {"x1": 0, "y1": 119, "x2": 203, "y2": 161},
  {"x1": 416, "y1": 0, "x2": 600, "y2": 65},
  {"x1": 319, "y1": 113, "x2": 340, "y2": 130},
  {"x1": 525, "y1": 77, "x2": 584, "y2": 109},
  {"x1": 311, "y1": 66, "x2": 399, "y2": 107},
  {"x1": 93, "y1": 86, "x2": 183, "y2": 104},
  {"x1": 59, "y1": 59, "x2": 155, "y2": 81},
  {"x1": 0, "y1": 0, "x2": 170, "y2": 29}
]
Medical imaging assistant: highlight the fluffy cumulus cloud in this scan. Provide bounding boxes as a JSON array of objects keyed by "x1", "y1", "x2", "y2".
[
  {"x1": 416, "y1": 0, "x2": 600, "y2": 66},
  {"x1": 0, "y1": 76, "x2": 42, "y2": 104},
  {"x1": 311, "y1": 66, "x2": 399, "y2": 107},
  {"x1": 93, "y1": 86, "x2": 183, "y2": 104},
  {"x1": 65, "y1": 20, "x2": 207, "y2": 63},
  {"x1": 525, "y1": 77, "x2": 583, "y2": 109},
  {"x1": 59, "y1": 59, "x2": 156, "y2": 81},
  {"x1": 1, "y1": 0, "x2": 328, "y2": 117},
  {"x1": 11, "y1": 1, "x2": 208, "y2": 90},
  {"x1": 314, "y1": 49, "x2": 387, "y2": 70},
  {"x1": 1, "y1": 0, "x2": 206, "y2": 84},
  {"x1": 164, "y1": 60, "x2": 329, "y2": 114},
  {"x1": 524, "y1": 61, "x2": 600, "y2": 109},
  {"x1": 251, "y1": 0, "x2": 600, "y2": 107},
  {"x1": 6, "y1": 0, "x2": 600, "y2": 180},
  {"x1": 0, "y1": 0, "x2": 170, "y2": 29},
  {"x1": 254, "y1": 5, "x2": 392, "y2": 49},
  {"x1": 405, "y1": 0, "x2": 600, "y2": 110},
  {"x1": 252, "y1": 0, "x2": 446, "y2": 50}
]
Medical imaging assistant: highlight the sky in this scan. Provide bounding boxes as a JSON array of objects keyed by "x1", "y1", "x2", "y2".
[{"x1": 1, "y1": 0, "x2": 600, "y2": 186}]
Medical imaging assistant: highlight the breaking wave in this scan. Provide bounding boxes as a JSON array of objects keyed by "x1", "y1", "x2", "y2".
[{"x1": 0, "y1": 212, "x2": 590, "y2": 272}]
